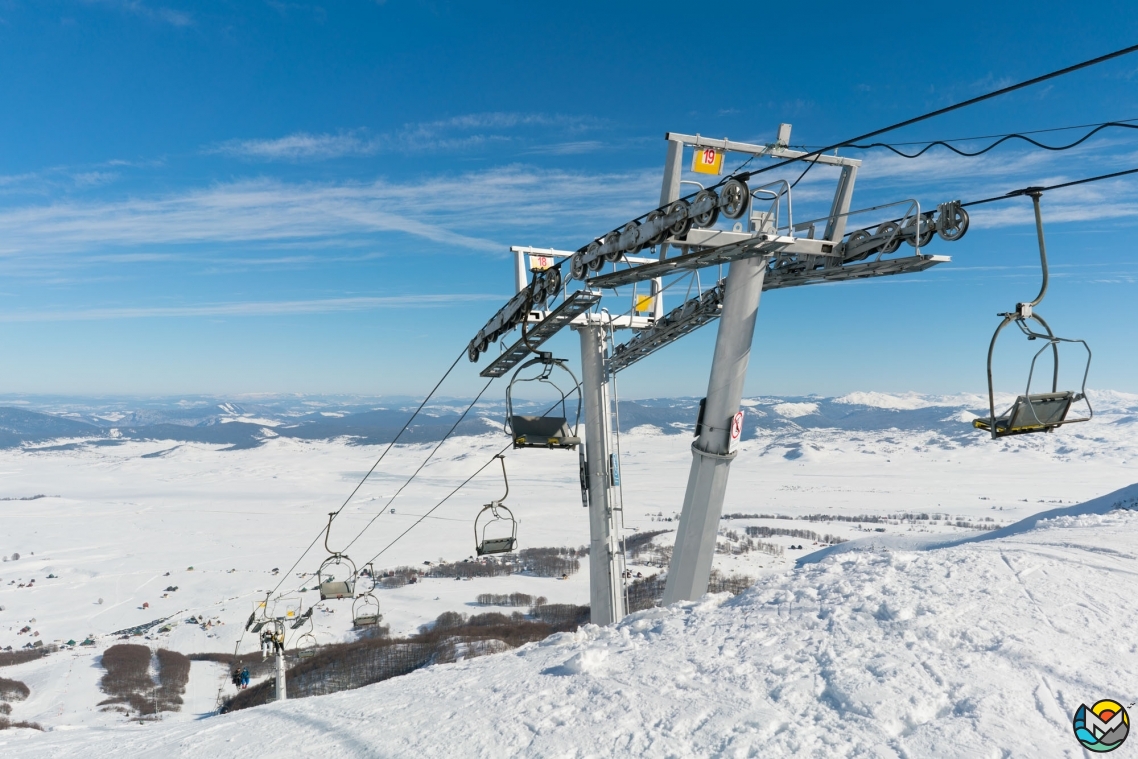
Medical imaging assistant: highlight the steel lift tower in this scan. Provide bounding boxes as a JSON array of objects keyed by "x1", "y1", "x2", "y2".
[{"x1": 465, "y1": 125, "x2": 970, "y2": 623}]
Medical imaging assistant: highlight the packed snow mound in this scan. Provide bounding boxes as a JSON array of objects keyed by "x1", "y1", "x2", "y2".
[{"x1": 12, "y1": 486, "x2": 1138, "y2": 758}]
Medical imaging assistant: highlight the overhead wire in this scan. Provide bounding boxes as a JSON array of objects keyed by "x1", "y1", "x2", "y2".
[
  {"x1": 733, "y1": 42, "x2": 1138, "y2": 184},
  {"x1": 356, "y1": 383, "x2": 583, "y2": 568},
  {"x1": 960, "y1": 166, "x2": 1138, "y2": 207},
  {"x1": 255, "y1": 347, "x2": 466, "y2": 607},
  {"x1": 339, "y1": 377, "x2": 496, "y2": 553},
  {"x1": 235, "y1": 345, "x2": 470, "y2": 655},
  {"x1": 576, "y1": 44, "x2": 1138, "y2": 245},
  {"x1": 844, "y1": 121, "x2": 1138, "y2": 159}
]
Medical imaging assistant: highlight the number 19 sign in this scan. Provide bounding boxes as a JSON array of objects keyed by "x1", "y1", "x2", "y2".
[{"x1": 692, "y1": 147, "x2": 724, "y2": 175}]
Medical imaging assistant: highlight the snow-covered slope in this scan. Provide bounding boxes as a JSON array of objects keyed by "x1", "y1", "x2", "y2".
[
  {"x1": 1, "y1": 391, "x2": 1136, "y2": 755},
  {"x1": 7, "y1": 485, "x2": 1138, "y2": 757}
]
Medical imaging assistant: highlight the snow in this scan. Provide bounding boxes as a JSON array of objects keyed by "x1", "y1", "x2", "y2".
[
  {"x1": 0, "y1": 391, "x2": 1136, "y2": 755},
  {"x1": 6, "y1": 487, "x2": 1138, "y2": 757},
  {"x1": 219, "y1": 416, "x2": 283, "y2": 427},
  {"x1": 770, "y1": 402, "x2": 818, "y2": 418},
  {"x1": 830, "y1": 391, "x2": 989, "y2": 410}
]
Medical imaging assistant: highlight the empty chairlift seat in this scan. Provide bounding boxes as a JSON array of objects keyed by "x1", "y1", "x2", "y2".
[
  {"x1": 474, "y1": 455, "x2": 517, "y2": 556},
  {"x1": 973, "y1": 391, "x2": 1075, "y2": 437},
  {"x1": 510, "y1": 414, "x2": 580, "y2": 449},
  {"x1": 506, "y1": 352, "x2": 582, "y2": 450}
]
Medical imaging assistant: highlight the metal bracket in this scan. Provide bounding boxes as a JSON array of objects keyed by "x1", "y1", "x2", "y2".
[{"x1": 480, "y1": 290, "x2": 601, "y2": 378}]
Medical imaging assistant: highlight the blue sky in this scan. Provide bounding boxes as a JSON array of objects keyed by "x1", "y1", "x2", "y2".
[{"x1": 0, "y1": 0, "x2": 1135, "y2": 398}]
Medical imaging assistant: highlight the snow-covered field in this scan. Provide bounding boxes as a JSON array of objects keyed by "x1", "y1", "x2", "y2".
[{"x1": 1, "y1": 390, "x2": 1136, "y2": 755}]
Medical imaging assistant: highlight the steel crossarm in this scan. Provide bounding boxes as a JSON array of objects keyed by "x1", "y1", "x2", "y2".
[
  {"x1": 609, "y1": 295, "x2": 722, "y2": 374},
  {"x1": 479, "y1": 289, "x2": 602, "y2": 378},
  {"x1": 605, "y1": 254, "x2": 949, "y2": 374},
  {"x1": 586, "y1": 234, "x2": 817, "y2": 289},
  {"x1": 763, "y1": 253, "x2": 949, "y2": 290}
]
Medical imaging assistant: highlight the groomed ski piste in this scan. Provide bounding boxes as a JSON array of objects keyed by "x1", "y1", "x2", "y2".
[{"x1": 1, "y1": 390, "x2": 1137, "y2": 757}]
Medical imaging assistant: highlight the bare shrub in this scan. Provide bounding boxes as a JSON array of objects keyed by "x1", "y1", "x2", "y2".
[
  {"x1": 744, "y1": 525, "x2": 845, "y2": 545},
  {"x1": 529, "y1": 603, "x2": 589, "y2": 627},
  {"x1": 627, "y1": 573, "x2": 668, "y2": 612},
  {"x1": 518, "y1": 547, "x2": 582, "y2": 577},
  {"x1": 0, "y1": 703, "x2": 11, "y2": 715},
  {"x1": 474, "y1": 592, "x2": 539, "y2": 607},
  {"x1": 98, "y1": 644, "x2": 155, "y2": 715},
  {"x1": 155, "y1": 649, "x2": 191, "y2": 711},
  {"x1": 707, "y1": 570, "x2": 754, "y2": 595},
  {"x1": 0, "y1": 716, "x2": 44, "y2": 731},
  {"x1": 0, "y1": 678, "x2": 30, "y2": 701},
  {"x1": 432, "y1": 611, "x2": 466, "y2": 630},
  {"x1": 623, "y1": 530, "x2": 669, "y2": 558},
  {"x1": 467, "y1": 612, "x2": 510, "y2": 627},
  {"x1": 220, "y1": 603, "x2": 590, "y2": 714},
  {"x1": 0, "y1": 649, "x2": 46, "y2": 668},
  {"x1": 424, "y1": 559, "x2": 514, "y2": 580}
]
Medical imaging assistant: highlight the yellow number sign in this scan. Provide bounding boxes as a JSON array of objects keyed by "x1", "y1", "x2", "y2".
[
  {"x1": 691, "y1": 147, "x2": 724, "y2": 175},
  {"x1": 528, "y1": 254, "x2": 554, "y2": 271}
]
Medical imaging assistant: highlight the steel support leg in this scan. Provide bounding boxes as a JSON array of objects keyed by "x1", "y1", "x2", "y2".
[
  {"x1": 577, "y1": 321, "x2": 626, "y2": 625},
  {"x1": 275, "y1": 620, "x2": 287, "y2": 701},
  {"x1": 662, "y1": 256, "x2": 768, "y2": 604}
]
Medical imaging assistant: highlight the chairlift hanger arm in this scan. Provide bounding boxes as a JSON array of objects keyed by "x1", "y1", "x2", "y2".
[{"x1": 494, "y1": 454, "x2": 509, "y2": 503}]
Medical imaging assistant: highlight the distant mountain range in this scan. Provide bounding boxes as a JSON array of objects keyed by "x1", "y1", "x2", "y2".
[{"x1": 0, "y1": 391, "x2": 1133, "y2": 451}]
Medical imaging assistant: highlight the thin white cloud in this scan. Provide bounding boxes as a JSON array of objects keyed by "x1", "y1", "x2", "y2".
[
  {"x1": 209, "y1": 131, "x2": 380, "y2": 161},
  {"x1": 210, "y1": 113, "x2": 606, "y2": 162},
  {"x1": 0, "y1": 294, "x2": 504, "y2": 323},
  {"x1": 0, "y1": 167, "x2": 658, "y2": 265}
]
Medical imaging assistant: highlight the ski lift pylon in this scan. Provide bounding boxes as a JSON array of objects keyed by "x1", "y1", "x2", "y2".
[
  {"x1": 317, "y1": 512, "x2": 358, "y2": 600},
  {"x1": 506, "y1": 352, "x2": 582, "y2": 449},
  {"x1": 974, "y1": 191, "x2": 1092, "y2": 438},
  {"x1": 474, "y1": 455, "x2": 517, "y2": 556}
]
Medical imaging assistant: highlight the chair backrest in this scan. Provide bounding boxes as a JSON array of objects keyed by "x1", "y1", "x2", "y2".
[
  {"x1": 1009, "y1": 392, "x2": 1073, "y2": 429},
  {"x1": 511, "y1": 415, "x2": 571, "y2": 439},
  {"x1": 319, "y1": 580, "x2": 353, "y2": 600},
  {"x1": 478, "y1": 537, "x2": 516, "y2": 555}
]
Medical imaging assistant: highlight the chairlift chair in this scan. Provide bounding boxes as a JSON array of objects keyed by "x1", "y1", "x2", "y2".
[
  {"x1": 506, "y1": 352, "x2": 582, "y2": 450},
  {"x1": 317, "y1": 512, "x2": 358, "y2": 600},
  {"x1": 296, "y1": 631, "x2": 317, "y2": 660},
  {"x1": 352, "y1": 593, "x2": 381, "y2": 627},
  {"x1": 973, "y1": 191, "x2": 1092, "y2": 438},
  {"x1": 474, "y1": 455, "x2": 518, "y2": 556}
]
